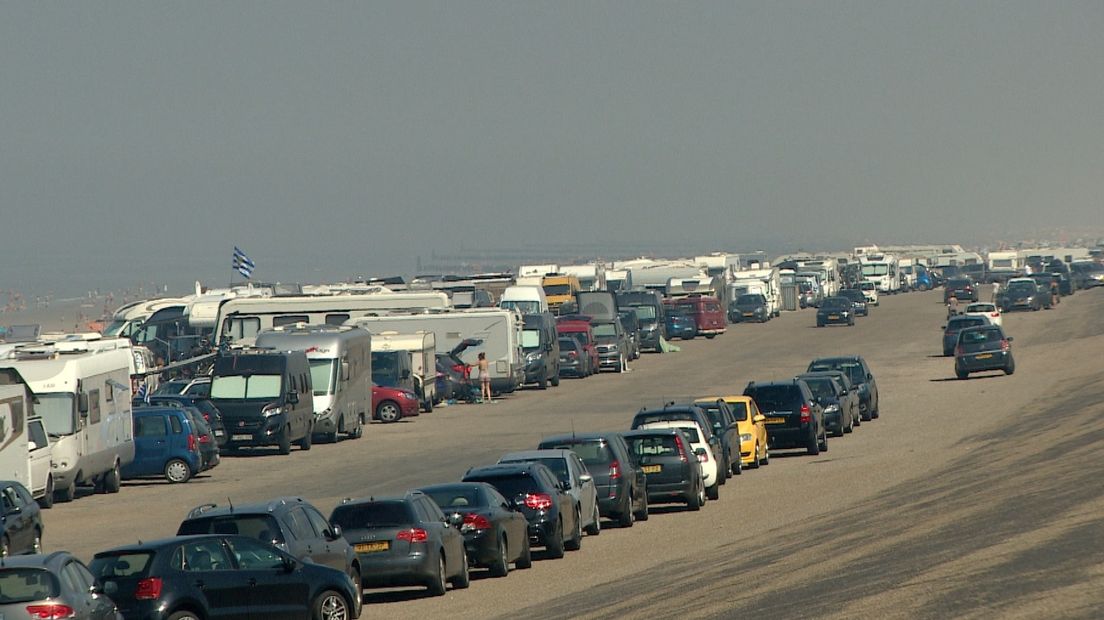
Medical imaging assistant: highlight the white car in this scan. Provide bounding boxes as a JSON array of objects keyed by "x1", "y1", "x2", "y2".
[
  {"x1": 859, "y1": 281, "x2": 880, "y2": 306},
  {"x1": 965, "y1": 302, "x2": 1002, "y2": 327},
  {"x1": 638, "y1": 420, "x2": 720, "y2": 500}
]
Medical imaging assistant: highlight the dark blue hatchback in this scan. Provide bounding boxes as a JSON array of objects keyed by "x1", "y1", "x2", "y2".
[{"x1": 123, "y1": 407, "x2": 203, "y2": 484}]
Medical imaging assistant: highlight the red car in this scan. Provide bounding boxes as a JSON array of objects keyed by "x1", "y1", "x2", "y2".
[
  {"x1": 372, "y1": 384, "x2": 420, "y2": 423},
  {"x1": 666, "y1": 295, "x2": 726, "y2": 338},
  {"x1": 556, "y1": 318, "x2": 601, "y2": 375}
]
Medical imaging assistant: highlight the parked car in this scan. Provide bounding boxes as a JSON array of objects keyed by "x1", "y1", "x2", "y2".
[
  {"x1": 592, "y1": 320, "x2": 630, "y2": 373},
  {"x1": 807, "y1": 356, "x2": 880, "y2": 421},
  {"x1": 137, "y1": 399, "x2": 220, "y2": 471},
  {"x1": 557, "y1": 337, "x2": 591, "y2": 378},
  {"x1": 555, "y1": 320, "x2": 601, "y2": 373},
  {"x1": 663, "y1": 306, "x2": 698, "y2": 340},
  {"x1": 691, "y1": 398, "x2": 743, "y2": 476},
  {"x1": 622, "y1": 428, "x2": 706, "y2": 510},
  {"x1": 816, "y1": 296, "x2": 855, "y2": 327},
  {"x1": 742, "y1": 380, "x2": 826, "y2": 455},
  {"x1": 123, "y1": 406, "x2": 205, "y2": 483},
  {"x1": 1070, "y1": 260, "x2": 1104, "y2": 290},
  {"x1": 537, "y1": 432, "x2": 649, "y2": 527},
  {"x1": 796, "y1": 373, "x2": 855, "y2": 437},
  {"x1": 1001, "y1": 278, "x2": 1044, "y2": 311},
  {"x1": 143, "y1": 395, "x2": 227, "y2": 449},
  {"x1": 177, "y1": 497, "x2": 360, "y2": 581},
  {"x1": 90, "y1": 534, "x2": 360, "y2": 620},
  {"x1": 418, "y1": 482, "x2": 533, "y2": 577},
  {"x1": 462, "y1": 462, "x2": 581, "y2": 559},
  {"x1": 0, "y1": 551, "x2": 120, "y2": 620},
  {"x1": 617, "y1": 310, "x2": 643, "y2": 360},
  {"x1": 954, "y1": 325, "x2": 1015, "y2": 379},
  {"x1": 630, "y1": 404, "x2": 727, "y2": 484},
  {"x1": 729, "y1": 294, "x2": 771, "y2": 323},
  {"x1": 0, "y1": 481, "x2": 43, "y2": 556},
  {"x1": 329, "y1": 492, "x2": 470, "y2": 596},
  {"x1": 837, "y1": 288, "x2": 869, "y2": 317},
  {"x1": 498, "y1": 449, "x2": 600, "y2": 537},
  {"x1": 942, "y1": 315, "x2": 990, "y2": 356},
  {"x1": 372, "y1": 383, "x2": 419, "y2": 423},
  {"x1": 858, "y1": 281, "x2": 879, "y2": 306},
  {"x1": 712, "y1": 395, "x2": 770, "y2": 468},
  {"x1": 636, "y1": 420, "x2": 720, "y2": 500},
  {"x1": 964, "y1": 302, "x2": 1002, "y2": 327},
  {"x1": 27, "y1": 417, "x2": 55, "y2": 509},
  {"x1": 944, "y1": 277, "x2": 979, "y2": 303}
]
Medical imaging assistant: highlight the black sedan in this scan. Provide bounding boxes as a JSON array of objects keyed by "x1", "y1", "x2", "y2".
[
  {"x1": 729, "y1": 294, "x2": 771, "y2": 323},
  {"x1": 954, "y1": 325, "x2": 1015, "y2": 379},
  {"x1": 89, "y1": 534, "x2": 361, "y2": 620},
  {"x1": 418, "y1": 482, "x2": 532, "y2": 576},
  {"x1": 816, "y1": 296, "x2": 855, "y2": 327}
]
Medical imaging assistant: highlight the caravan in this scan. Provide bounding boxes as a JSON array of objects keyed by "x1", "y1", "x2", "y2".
[{"x1": 730, "y1": 268, "x2": 783, "y2": 317}]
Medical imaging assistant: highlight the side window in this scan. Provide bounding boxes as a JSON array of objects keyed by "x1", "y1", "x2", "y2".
[
  {"x1": 135, "y1": 416, "x2": 167, "y2": 438},
  {"x1": 57, "y1": 562, "x2": 82, "y2": 593},
  {"x1": 88, "y1": 389, "x2": 102, "y2": 424},
  {"x1": 72, "y1": 562, "x2": 98, "y2": 590},
  {"x1": 225, "y1": 537, "x2": 285, "y2": 570},
  {"x1": 283, "y1": 508, "x2": 315, "y2": 541},
  {"x1": 325, "y1": 313, "x2": 350, "y2": 326},
  {"x1": 182, "y1": 539, "x2": 233, "y2": 571},
  {"x1": 303, "y1": 507, "x2": 333, "y2": 538},
  {"x1": 420, "y1": 498, "x2": 445, "y2": 522},
  {"x1": 1, "y1": 486, "x2": 18, "y2": 512},
  {"x1": 169, "y1": 415, "x2": 183, "y2": 434}
]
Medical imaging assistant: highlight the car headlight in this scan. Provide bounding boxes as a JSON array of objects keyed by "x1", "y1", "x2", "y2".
[
  {"x1": 824, "y1": 404, "x2": 840, "y2": 413},
  {"x1": 402, "y1": 391, "x2": 418, "y2": 401},
  {"x1": 608, "y1": 344, "x2": 620, "y2": 351},
  {"x1": 262, "y1": 406, "x2": 284, "y2": 418},
  {"x1": 739, "y1": 433, "x2": 753, "y2": 442},
  {"x1": 526, "y1": 351, "x2": 541, "y2": 362}
]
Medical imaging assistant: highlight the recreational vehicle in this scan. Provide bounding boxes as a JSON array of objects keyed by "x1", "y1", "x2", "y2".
[{"x1": 369, "y1": 331, "x2": 439, "y2": 410}]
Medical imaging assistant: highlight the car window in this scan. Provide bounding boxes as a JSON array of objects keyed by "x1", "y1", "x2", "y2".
[
  {"x1": 135, "y1": 415, "x2": 167, "y2": 438},
  {"x1": 179, "y1": 515, "x2": 285, "y2": 545},
  {"x1": 331, "y1": 501, "x2": 414, "y2": 529},
  {"x1": 746, "y1": 386, "x2": 800, "y2": 412},
  {"x1": 89, "y1": 553, "x2": 153, "y2": 580},
  {"x1": 282, "y1": 508, "x2": 315, "y2": 541},
  {"x1": 0, "y1": 569, "x2": 61, "y2": 602},
  {"x1": 961, "y1": 329, "x2": 1002, "y2": 345},
  {"x1": 420, "y1": 498, "x2": 446, "y2": 521},
  {"x1": 303, "y1": 507, "x2": 333, "y2": 537},
  {"x1": 544, "y1": 440, "x2": 611, "y2": 467},
  {"x1": 169, "y1": 414, "x2": 183, "y2": 434},
  {"x1": 181, "y1": 539, "x2": 234, "y2": 571},
  {"x1": 628, "y1": 435, "x2": 678, "y2": 457},
  {"x1": 502, "y1": 457, "x2": 569, "y2": 484},
  {"x1": 727, "y1": 401, "x2": 749, "y2": 421},
  {"x1": 424, "y1": 487, "x2": 484, "y2": 510},
  {"x1": 225, "y1": 537, "x2": 286, "y2": 570},
  {"x1": 465, "y1": 474, "x2": 540, "y2": 499}
]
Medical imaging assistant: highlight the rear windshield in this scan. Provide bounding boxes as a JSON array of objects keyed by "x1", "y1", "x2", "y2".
[
  {"x1": 557, "y1": 339, "x2": 578, "y2": 351},
  {"x1": 746, "y1": 386, "x2": 800, "y2": 412},
  {"x1": 501, "y1": 457, "x2": 569, "y2": 484},
  {"x1": 736, "y1": 295, "x2": 765, "y2": 304},
  {"x1": 466, "y1": 474, "x2": 541, "y2": 499},
  {"x1": 949, "y1": 317, "x2": 987, "y2": 330},
  {"x1": 89, "y1": 552, "x2": 154, "y2": 580},
  {"x1": 808, "y1": 361, "x2": 864, "y2": 385},
  {"x1": 422, "y1": 487, "x2": 486, "y2": 510},
  {"x1": 627, "y1": 435, "x2": 679, "y2": 457},
  {"x1": 802, "y1": 378, "x2": 836, "y2": 400},
  {"x1": 178, "y1": 515, "x2": 284, "y2": 544},
  {"x1": 676, "y1": 427, "x2": 701, "y2": 443},
  {"x1": 960, "y1": 329, "x2": 1002, "y2": 345},
  {"x1": 331, "y1": 502, "x2": 413, "y2": 529},
  {"x1": 0, "y1": 569, "x2": 60, "y2": 603},
  {"x1": 540, "y1": 440, "x2": 612, "y2": 467},
  {"x1": 635, "y1": 411, "x2": 695, "y2": 427}
]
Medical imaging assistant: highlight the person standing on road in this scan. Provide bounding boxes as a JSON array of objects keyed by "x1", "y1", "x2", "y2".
[
  {"x1": 473, "y1": 352, "x2": 492, "y2": 403},
  {"x1": 991, "y1": 280, "x2": 1001, "y2": 304}
]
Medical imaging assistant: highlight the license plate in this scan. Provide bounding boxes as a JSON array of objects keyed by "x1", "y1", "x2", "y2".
[
  {"x1": 828, "y1": 315, "x2": 839, "y2": 319},
  {"x1": 975, "y1": 353, "x2": 993, "y2": 360},
  {"x1": 356, "y1": 541, "x2": 390, "y2": 553},
  {"x1": 642, "y1": 465, "x2": 662, "y2": 474},
  {"x1": 766, "y1": 417, "x2": 787, "y2": 424},
  {"x1": 743, "y1": 312, "x2": 754, "y2": 317},
  {"x1": 214, "y1": 430, "x2": 225, "y2": 437},
  {"x1": 231, "y1": 433, "x2": 252, "y2": 441}
]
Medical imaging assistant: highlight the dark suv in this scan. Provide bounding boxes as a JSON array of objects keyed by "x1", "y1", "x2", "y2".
[
  {"x1": 538, "y1": 432, "x2": 649, "y2": 527},
  {"x1": 631, "y1": 404, "x2": 728, "y2": 481},
  {"x1": 942, "y1": 315, "x2": 989, "y2": 356},
  {"x1": 177, "y1": 497, "x2": 359, "y2": 582},
  {"x1": 807, "y1": 356, "x2": 880, "y2": 421},
  {"x1": 944, "y1": 278, "x2": 979, "y2": 303},
  {"x1": 743, "y1": 380, "x2": 826, "y2": 455},
  {"x1": 0, "y1": 480, "x2": 44, "y2": 557}
]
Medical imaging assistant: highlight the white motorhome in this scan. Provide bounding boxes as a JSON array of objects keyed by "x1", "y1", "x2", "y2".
[
  {"x1": 800, "y1": 258, "x2": 841, "y2": 297},
  {"x1": 498, "y1": 286, "x2": 549, "y2": 315},
  {"x1": 101, "y1": 298, "x2": 185, "y2": 339},
  {"x1": 987, "y1": 251, "x2": 1022, "y2": 277},
  {"x1": 860, "y1": 254, "x2": 901, "y2": 294},
  {"x1": 561, "y1": 264, "x2": 606, "y2": 292},
  {"x1": 347, "y1": 309, "x2": 524, "y2": 395},
  {"x1": 1, "y1": 339, "x2": 135, "y2": 503},
  {"x1": 633, "y1": 261, "x2": 705, "y2": 293},
  {"x1": 0, "y1": 376, "x2": 55, "y2": 507},
  {"x1": 518, "y1": 264, "x2": 560, "y2": 278},
  {"x1": 695, "y1": 253, "x2": 742, "y2": 282},
  {"x1": 368, "y1": 331, "x2": 438, "y2": 411},
  {"x1": 730, "y1": 268, "x2": 783, "y2": 317},
  {"x1": 254, "y1": 325, "x2": 371, "y2": 442},
  {"x1": 605, "y1": 269, "x2": 633, "y2": 292},
  {"x1": 213, "y1": 292, "x2": 451, "y2": 346}
]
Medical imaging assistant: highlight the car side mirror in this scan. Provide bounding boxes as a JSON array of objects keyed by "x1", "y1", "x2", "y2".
[
  {"x1": 341, "y1": 361, "x2": 351, "y2": 381},
  {"x1": 27, "y1": 441, "x2": 37, "y2": 451},
  {"x1": 578, "y1": 474, "x2": 592, "y2": 484},
  {"x1": 559, "y1": 480, "x2": 571, "y2": 492},
  {"x1": 867, "y1": 373, "x2": 873, "y2": 380},
  {"x1": 78, "y1": 393, "x2": 89, "y2": 415},
  {"x1": 281, "y1": 556, "x2": 297, "y2": 573},
  {"x1": 328, "y1": 524, "x2": 343, "y2": 540},
  {"x1": 287, "y1": 391, "x2": 299, "y2": 405},
  {"x1": 1006, "y1": 336, "x2": 1014, "y2": 342},
  {"x1": 753, "y1": 414, "x2": 765, "y2": 423},
  {"x1": 90, "y1": 582, "x2": 105, "y2": 596}
]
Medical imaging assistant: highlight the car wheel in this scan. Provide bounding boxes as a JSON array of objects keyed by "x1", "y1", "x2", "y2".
[
  {"x1": 565, "y1": 509, "x2": 583, "y2": 551},
  {"x1": 634, "y1": 492, "x2": 649, "y2": 521},
  {"x1": 706, "y1": 482, "x2": 720, "y2": 501},
  {"x1": 832, "y1": 423, "x2": 845, "y2": 438},
  {"x1": 165, "y1": 458, "x2": 191, "y2": 483},
  {"x1": 515, "y1": 537, "x2": 533, "y2": 569},
  {"x1": 807, "y1": 429, "x2": 821, "y2": 455},
  {"x1": 749, "y1": 444, "x2": 761, "y2": 469},
  {"x1": 733, "y1": 454, "x2": 743, "y2": 475},
  {"x1": 299, "y1": 427, "x2": 313, "y2": 451},
  {"x1": 348, "y1": 415, "x2": 363, "y2": 440},
  {"x1": 956, "y1": 365, "x2": 969, "y2": 380},
  {"x1": 584, "y1": 504, "x2": 601, "y2": 536},
  {"x1": 546, "y1": 518, "x2": 565, "y2": 559},
  {"x1": 0, "y1": 536, "x2": 9, "y2": 558},
  {"x1": 844, "y1": 414, "x2": 854, "y2": 434},
  {"x1": 427, "y1": 554, "x2": 448, "y2": 596},
  {"x1": 860, "y1": 404, "x2": 872, "y2": 422},
  {"x1": 489, "y1": 535, "x2": 510, "y2": 577},
  {"x1": 450, "y1": 548, "x2": 470, "y2": 589},
  {"x1": 38, "y1": 475, "x2": 54, "y2": 509},
  {"x1": 538, "y1": 370, "x2": 548, "y2": 390},
  {"x1": 32, "y1": 528, "x2": 42, "y2": 554},
  {"x1": 55, "y1": 480, "x2": 76, "y2": 503},
  {"x1": 104, "y1": 460, "x2": 121, "y2": 493},
  {"x1": 551, "y1": 373, "x2": 560, "y2": 387},
  {"x1": 376, "y1": 400, "x2": 402, "y2": 423},
  {"x1": 277, "y1": 426, "x2": 292, "y2": 455},
  {"x1": 1004, "y1": 358, "x2": 1016, "y2": 374},
  {"x1": 762, "y1": 445, "x2": 770, "y2": 465},
  {"x1": 312, "y1": 589, "x2": 351, "y2": 620},
  {"x1": 617, "y1": 496, "x2": 635, "y2": 528}
]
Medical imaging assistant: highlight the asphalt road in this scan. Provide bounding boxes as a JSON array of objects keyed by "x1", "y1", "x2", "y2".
[{"x1": 43, "y1": 287, "x2": 1104, "y2": 618}]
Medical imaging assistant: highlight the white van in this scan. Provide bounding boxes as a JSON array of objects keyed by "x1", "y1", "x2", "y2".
[
  {"x1": 499, "y1": 286, "x2": 549, "y2": 315},
  {"x1": 370, "y1": 331, "x2": 437, "y2": 411}
]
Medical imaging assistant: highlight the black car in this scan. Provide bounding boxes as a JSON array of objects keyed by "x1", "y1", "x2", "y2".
[
  {"x1": 144, "y1": 395, "x2": 227, "y2": 448},
  {"x1": 0, "y1": 481, "x2": 43, "y2": 557},
  {"x1": 630, "y1": 404, "x2": 727, "y2": 484},
  {"x1": 744, "y1": 380, "x2": 826, "y2": 454},
  {"x1": 942, "y1": 315, "x2": 990, "y2": 356},
  {"x1": 692, "y1": 399, "x2": 743, "y2": 476},
  {"x1": 537, "y1": 432, "x2": 649, "y2": 527},
  {"x1": 954, "y1": 325, "x2": 1015, "y2": 379},
  {"x1": 418, "y1": 482, "x2": 533, "y2": 577},
  {"x1": 622, "y1": 428, "x2": 706, "y2": 510},
  {"x1": 90, "y1": 534, "x2": 360, "y2": 620},
  {"x1": 0, "y1": 551, "x2": 120, "y2": 619},
  {"x1": 807, "y1": 356, "x2": 880, "y2": 421},
  {"x1": 1001, "y1": 279, "x2": 1044, "y2": 312},
  {"x1": 177, "y1": 497, "x2": 359, "y2": 582},
  {"x1": 795, "y1": 373, "x2": 854, "y2": 437},
  {"x1": 557, "y1": 337, "x2": 591, "y2": 378},
  {"x1": 1070, "y1": 261, "x2": 1104, "y2": 290},
  {"x1": 462, "y1": 462, "x2": 580, "y2": 559},
  {"x1": 617, "y1": 310, "x2": 642, "y2": 360},
  {"x1": 837, "y1": 288, "x2": 869, "y2": 317},
  {"x1": 330, "y1": 492, "x2": 470, "y2": 595},
  {"x1": 944, "y1": 277, "x2": 979, "y2": 303},
  {"x1": 729, "y1": 294, "x2": 771, "y2": 323},
  {"x1": 816, "y1": 296, "x2": 855, "y2": 327}
]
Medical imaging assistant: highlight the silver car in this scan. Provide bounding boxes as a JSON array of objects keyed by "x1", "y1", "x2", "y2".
[
  {"x1": 0, "y1": 551, "x2": 121, "y2": 619},
  {"x1": 498, "y1": 449, "x2": 601, "y2": 536}
]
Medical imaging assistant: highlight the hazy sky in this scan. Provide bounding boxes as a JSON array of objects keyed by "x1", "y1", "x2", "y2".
[{"x1": 2, "y1": 2, "x2": 1102, "y2": 294}]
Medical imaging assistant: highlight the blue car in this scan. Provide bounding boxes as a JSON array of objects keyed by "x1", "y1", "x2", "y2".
[
  {"x1": 123, "y1": 406, "x2": 204, "y2": 484},
  {"x1": 664, "y1": 308, "x2": 698, "y2": 340}
]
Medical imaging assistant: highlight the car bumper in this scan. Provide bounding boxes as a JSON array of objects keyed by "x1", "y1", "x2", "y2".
[
  {"x1": 357, "y1": 550, "x2": 438, "y2": 587},
  {"x1": 598, "y1": 352, "x2": 622, "y2": 370},
  {"x1": 462, "y1": 529, "x2": 502, "y2": 566},
  {"x1": 765, "y1": 425, "x2": 812, "y2": 449},
  {"x1": 528, "y1": 515, "x2": 559, "y2": 547},
  {"x1": 645, "y1": 480, "x2": 693, "y2": 503},
  {"x1": 639, "y1": 330, "x2": 662, "y2": 350},
  {"x1": 817, "y1": 315, "x2": 852, "y2": 325},
  {"x1": 559, "y1": 359, "x2": 585, "y2": 376},
  {"x1": 824, "y1": 410, "x2": 843, "y2": 432},
  {"x1": 957, "y1": 351, "x2": 1012, "y2": 373}
]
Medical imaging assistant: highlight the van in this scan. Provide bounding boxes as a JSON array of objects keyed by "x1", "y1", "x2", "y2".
[
  {"x1": 542, "y1": 275, "x2": 581, "y2": 314},
  {"x1": 665, "y1": 296, "x2": 726, "y2": 338},
  {"x1": 555, "y1": 320, "x2": 600, "y2": 374},
  {"x1": 521, "y1": 313, "x2": 561, "y2": 389},
  {"x1": 208, "y1": 349, "x2": 315, "y2": 455},
  {"x1": 0, "y1": 379, "x2": 56, "y2": 508},
  {"x1": 499, "y1": 286, "x2": 549, "y2": 315},
  {"x1": 254, "y1": 325, "x2": 371, "y2": 443}
]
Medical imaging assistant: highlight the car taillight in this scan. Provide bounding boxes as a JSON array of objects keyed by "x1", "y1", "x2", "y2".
[
  {"x1": 991, "y1": 312, "x2": 1000, "y2": 317},
  {"x1": 674, "y1": 434, "x2": 688, "y2": 463},
  {"x1": 799, "y1": 403, "x2": 811, "y2": 424},
  {"x1": 568, "y1": 351, "x2": 578, "y2": 359},
  {"x1": 198, "y1": 434, "x2": 210, "y2": 444},
  {"x1": 524, "y1": 492, "x2": 553, "y2": 511},
  {"x1": 396, "y1": 528, "x2": 429, "y2": 543},
  {"x1": 697, "y1": 449, "x2": 709, "y2": 463},
  {"x1": 135, "y1": 577, "x2": 163, "y2": 600},
  {"x1": 1001, "y1": 339, "x2": 1010, "y2": 352},
  {"x1": 202, "y1": 412, "x2": 211, "y2": 422},
  {"x1": 462, "y1": 513, "x2": 492, "y2": 531},
  {"x1": 452, "y1": 363, "x2": 465, "y2": 373},
  {"x1": 26, "y1": 604, "x2": 75, "y2": 620},
  {"x1": 608, "y1": 460, "x2": 621, "y2": 480},
  {"x1": 187, "y1": 434, "x2": 197, "y2": 451}
]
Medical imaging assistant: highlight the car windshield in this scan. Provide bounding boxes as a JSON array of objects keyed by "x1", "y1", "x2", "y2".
[
  {"x1": 960, "y1": 329, "x2": 1002, "y2": 345},
  {"x1": 521, "y1": 330, "x2": 541, "y2": 350},
  {"x1": 822, "y1": 298, "x2": 850, "y2": 309},
  {"x1": 34, "y1": 393, "x2": 76, "y2": 437},
  {"x1": 949, "y1": 317, "x2": 987, "y2": 330},
  {"x1": 967, "y1": 304, "x2": 995, "y2": 313},
  {"x1": 627, "y1": 435, "x2": 679, "y2": 457},
  {"x1": 592, "y1": 323, "x2": 617, "y2": 337},
  {"x1": 726, "y1": 401, "x2": 749, "y2": 421},
  {"x1": 676, "y1": 427, "x2": 701, "y2": 443},
  {"x1": 422, "y1": 487, "x2": 487, "y2": 511},
  {"x1": 309, "y1": 359, "x2": 337, "y2": 396},
  {"x1": 860, "y1": 282, "x2": 875, "y2": 290},
  {"x1": 748, "y1": 387, "x2": 799, "y2": 412},
  {"x1": 1007, "y1": 282, "x2": 1036, "y2": 294},
  {"x1": 209, "y1": 375, "x2": 282, "y2": 400},
  {"x1": 736, "y1": 295, "x2": 765, "y2": 305},
  {"x1": 803, "y1": 378, "x2": 837, "y2": 400},
  {"x1": 372, "y1": 352, "x2": 403, "y2": 387},
  {"x1": 178, "y1": 515, "x2": 285, "y2": 544},
  {"x1": 557, "y1": 339, "x2": 577, "y2": 352},
  {"x1": 630, "y1": 306, "x2": 657, "y2": 320},
  {"x1": 468, "y1": 474, "x2": 540, "y2": 499},
  {"x1": 861, "y1": 265, "x2": 889, "y2": 276},
  {"x1": 0, "y1": 569, "x2": 60, "y2": 603},
  {"x1": 500, "y1": 300, "x2": 541, "y2": 314},
  {"x1": 330, "y1": 501, "x2": 414, "y2": 529}
]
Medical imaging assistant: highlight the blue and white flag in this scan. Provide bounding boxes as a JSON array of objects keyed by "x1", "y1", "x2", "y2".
[
  {"x1": 233, "y1": 246, "x2": 255, "y2": 279},
  {"x1": 135, "y1": 382, "x2": 149, "y2": 403}
]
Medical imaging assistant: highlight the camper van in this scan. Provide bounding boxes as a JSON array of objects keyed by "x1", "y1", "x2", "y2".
[
  {"x1": 102, "y1": 298, "x2": 185, "y2": 340},
  {"x1": 254, "y1": 325, "x2": 371, "y2": 443},
  {"x1": 370, "y1": 331, "x2": 438, "y2": 411},
  {"x1": 860, "y1": 254, "x2": 901, "y2": 295},
  {"x1": 730, "y1": 268, "x2": 783, "y2": 317},
  {"x1": 499, "y1": 286, "x2": 549, "y2": 315},
  {"x1": 213, "y1": 292, "x2": 451, "y2": 346},
  {"x1": 0, "y1": 376, "x2": 55, "y2": 508},
  {"x1": 1, "y1": 340, "x2": 135, "y2": 503},
  {"x1": 561, "y1": 264, "x2": 606, "y2": 292}
]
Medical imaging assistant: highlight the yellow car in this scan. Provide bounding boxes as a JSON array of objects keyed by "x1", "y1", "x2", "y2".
[{"x1": 699, "y1": 395, "x2": 770, "y2": 468}]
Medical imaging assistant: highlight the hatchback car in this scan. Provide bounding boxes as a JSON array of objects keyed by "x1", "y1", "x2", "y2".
[
  {"x1": 143, "y1": 395, "x2": 227, "y2": 448},
  {"x1": 372, "y1": 383, "x2": 419, "y2": 423},
  {"x1": 692, "y1": 398, "x2": 743, "y2": 476},
  {"x1": 796, "y1": 373, "x2": 856, "y2": 437},
  {"x1": 177, "y1": 497, "x2": 359, "y2": 582},
  {"x1": 330, "y1": 492, "x2": 469, "y2": 595},
  {"x1": 807, "y1": 356, "x2": 880, "y2": 421},
  {"x1": 964, "y1": 302, "x2": 1002, "y2": 327},
  {"x1": 462, "y1": 462, "x2": 581, "y2": 559},
  {"x1": 663, "y1": 307, "x2": 698, "y2": 340},
  {"x1": 941, "y1": 315, "x2": 990, "y2": 357},
  {"x1": 1001, "y1": 278, "x2": 1044, "y2": 312},
  {"x1": 954, "y1": 325, "x2": 1015, "y2": 379},
  {"x1": 557, "y1": 337, "x2": 591, "y2": 378},
  {"x1": 0, "y1": 551, "x2": 120, "y2": 620},
  {"x1": 858, "y1": 281, "x2": 879, "y2": 305},
  {"x1": 537, "y1": 432, "x2": 649, "y2": 527},
  {"x1": 743, "y1": 380, "x2": 826, "y2": 455},
  {"x1": 837, "y1": 288, "x2": 869, "y2": 316},
  {"x1": 816, "y1": 297, "x2": 855, "y2": 327},
  {"x1": 418, "y1": 482, "x2": 532, "y2": 577},
  {"x1": 944, "y1": 277, "x2": 979, "y2": 303},
  {"x1": 622, "y1": 428, "x2": 706, "y2": 510},
  {"x1": 636, "y1": 420, "x2": 720, "y2": 500},
  {"x1": 0, "y1": 481, "x2": 44, "y2": 557},
  {"x1": 729, "y1": 294, "x2": 771, "y2": 323},
  {"x1": 497, "y1": 450, "x2": 601, "y2": 537},
  {"x1": 710, "y1": 395, "x2": 770, "y2": 468},
  {"x1": 90, "y1": 534, "x2": 360, "y2": 620},
  {"x1": 123, "y1": 407, "x2": 205, "y2": 484}
]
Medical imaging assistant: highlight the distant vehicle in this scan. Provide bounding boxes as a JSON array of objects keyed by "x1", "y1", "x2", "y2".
[
  {"x1": 858, "y1": 281, "x2": 879, "y2": 306},
  {"x1": 0, "y1": 551, "x2": 120, "y2": 620},
  {"x1": 964, "y1": 302, "x2": 1002, "y2": 327},
  {"x1": 1001, "y1": 278, "x2": 1044, "y2": 312},
  {"x1": 330, "y1": 492, "x2": 470, "y2": 596},
  {"x1": 615, "y1": 290, "x2": 667, "y2": 352},
  {"x1": 955, "y1": 325, "x2": 1015, "y2": 379},
  {"x1": 143, "y1": 395, "x2": 227, "y2": 449},
  {"x1": 592, "y1": 320, "x2": 630, "y2": 373},
  {"x1": 1070, "y1": 260, "x2": 1104, "y2": 289},
  {"x1": 418, "y1": 482, "x2": 532, "y2": 577},
  {"x1": 556, "y1": 319, "x2": 601, "y2": 373},
  {"x1": 557, "y1": 337, "x2": 592, "y2": 378},
  {"x1": 632, "y1": 408, "x2": 723, "y2": 498},
  {"x1": 807, "y1": 356, "x2": 880, "y2": 421},
  {"x1": 663, "y1": 305, "x2": 698, "y2": 340},
  {"x1": 816, "y1": 296, "x2": 855, "y2": 327},
  {"x1": 944, "y1": 277, "x2": 979, "y2": 303},
  {"x1": 26, "y1": 417, "x2": 55, "y2": 508},
  {"x1": 542, "y1": 275, "x2": 581, "y2": 314},
  {"x1": 370, "y1": 330, "x2": 439, "y2": 411},
  {"x1": 123, "y1": 406, "x2": 205, "y2": 483},
  {"x1": 498, "y1": 285, "x2": 549, "y2": 315},
  {"x1": 537, "y1": 432, "x2": 649, "y2": 527},
  {"x1": 372, "y1": 384, "x2": 419, "y2": 423},
  {"x1": 0, "y1": 480, "x2": 43, "y2": 556},
  {"x1": 521, "y1": 313, "x2": 561, "y2": 389},
  {"x1": 90, "y1": 534, "x2": 360, "y2": 620},
  {"x1": 617, "y1": 310, "x2": 642, "y2": 360},
  {"x1": 690, "y1": 398, "x2": 742, "y2": 476},
  {"x1": 743, "y1": 380, "x2": 826, "y2": 455},
  {"x1": 711, "y1": 395, "x2": 770, "y2": 468},
  {"x1": 860, "y1": 254, "x2": 900, "y2": 295},
  {"x1": 729, "y1": 294, "x2": 771, "y2": 323},
  {"x1": 498, "y1": 449, "x2": 601, "y2": 537},
  {"x1": 837, "y1": 289, "x2": 869, "y2": 317},
  {"x1": 622, "y1": 428, "x2": 706, "y2": 510},
  {"x1": 795, "y1": 373, "x2": 855, "y2": 437},
  {"x1": 942, "y1": 315, "x2": 990, "y2": 357},
  {"x1": 665, "y1": 296, "x2": 726, "y2": 339}
]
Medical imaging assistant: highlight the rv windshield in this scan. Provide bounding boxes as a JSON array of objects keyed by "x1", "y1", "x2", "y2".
[
  {"x1": 521, "y1": 330, "x2": 541, "y2": 350},
  {"x1": 209, "y1": 375, "x2": 283, "y2": 400},
  {"x1": 543, "y1": 285, "x2": 572, "y2": 296},
  {"x1": 36, "y1": 393, "x2": 77, "y2": 437},
  {"x1": 861, "y1": 265, "x2": 890, "y2": 276},
  {"x1": 309, "y1": 359, "x2": 337, "y2": 396},
  {"x1": 500, "y1": 301, "x2": 541, "y2": 315},
  {"x1": 630, "y1": 306, "x2": 657, "y2": 321}
]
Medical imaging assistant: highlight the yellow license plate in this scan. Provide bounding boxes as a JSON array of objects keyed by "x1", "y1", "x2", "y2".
[
  {"x1": 642, "y1": 465, "x2": 662, "y2": 474},
  {"x1": 743, "y1": 312, "x2": 754, "y2": 316},
  {"x1": 766, "y1": 417, "x2": 787, "y2": 424},
  {"x1": 975, "y1": 353, "x2": 993, "y2": 359},
  {"x1": 355, "y1": 541, "x2": 390, "y2": 553},
  {"x1": 828, "y1": 315, "x2": 839, "y2": 319}
]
